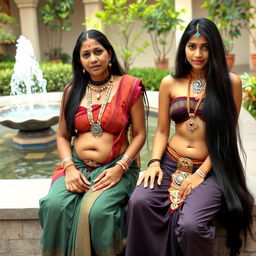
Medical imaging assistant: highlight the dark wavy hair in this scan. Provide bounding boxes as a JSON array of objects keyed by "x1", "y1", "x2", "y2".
[
  {"x1": 173, "y1": 18, "x2": 254, "y2": 256},
  {"x1": 63, "y1": 29, "x2": 125, "y2": 135}
]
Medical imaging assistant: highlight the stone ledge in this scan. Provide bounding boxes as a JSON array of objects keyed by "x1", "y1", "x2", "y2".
[
  {"x1": 0, "y1": 179, "x2": 51, "y2": 220},
  {"x1": 0, "y1": 178, "x2": 255, "y2": 256}
]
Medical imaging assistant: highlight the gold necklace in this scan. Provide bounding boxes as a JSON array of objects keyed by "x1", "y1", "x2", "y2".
[
  {"x1": 88, "y1": 76, "x2": 113, "y2": 100},
  {"x1": 86, "y1": 80, "x2": 113, "y2": 138},
  {"x1": 186, "y1": 74, "x2": 205, "y2": 132}
]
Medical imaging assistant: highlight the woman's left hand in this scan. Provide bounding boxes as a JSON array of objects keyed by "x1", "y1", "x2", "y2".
[
  {"x1": 179, "y1": 172, "x2": 204, "y2": 201},
  {"x1": 92, "y1": 165, "x2": 124, "y2": 191}
]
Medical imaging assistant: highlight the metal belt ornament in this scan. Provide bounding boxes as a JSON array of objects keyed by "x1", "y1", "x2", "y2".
[{"x1": 168, "y1": 157, "x2": 194, "y2": 213}]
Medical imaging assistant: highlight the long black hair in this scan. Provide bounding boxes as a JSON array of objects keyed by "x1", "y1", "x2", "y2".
[
  {"x1": 64, "y1": 29, "x2": 125, "y2": 135},
  {"x1": 174, "y1": 18, "x2": 254, "y2": 255}
]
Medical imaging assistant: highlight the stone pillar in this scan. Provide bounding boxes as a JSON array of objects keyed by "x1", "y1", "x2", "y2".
[
  {"x1": 249, "y1": 0, "x2": 256, "y2": 70},
  {"x1": 175, "y1": 0, "x2": 193, "y2": 49},
  {"x1": 14, "y1": 0, "x2": 40, "y2": 60},
  {"x1": 82, "y1": 0, "x2": 102, "y2": 30}
]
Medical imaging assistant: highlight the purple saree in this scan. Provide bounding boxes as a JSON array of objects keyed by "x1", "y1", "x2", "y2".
[{"x1": 125, "y1": 149, "x2": 222, "y2": 256}]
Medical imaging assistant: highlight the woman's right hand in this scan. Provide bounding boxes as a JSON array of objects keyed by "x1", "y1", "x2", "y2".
[
  {"x1": 65, "y1": 166, "x2": 91, "y2": 193},
  {"x1": 136, "y1": 165, "x2": 163, "y2": 189}
]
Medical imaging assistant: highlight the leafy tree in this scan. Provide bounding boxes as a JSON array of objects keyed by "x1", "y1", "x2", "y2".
[
  {"x1": 0, "y1": 12, "x2": 16, "y2": 45},
  {"x1": 140, "y1": 0, "x2": 184, "y2": 63},
  {"x1": 39, "y1": 0, "x2": 74, "y2": 60},
  {"x1": 201, "y1": 0, "x2": 253, "y2": 54},
  {"x1": 91, "y1": 0, "x2": 150, "y2": 72}
]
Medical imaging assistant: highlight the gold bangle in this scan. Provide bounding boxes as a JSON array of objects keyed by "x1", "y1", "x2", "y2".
[{"x1": 63, "y1": 163, "x2": 75, "y2": 172}]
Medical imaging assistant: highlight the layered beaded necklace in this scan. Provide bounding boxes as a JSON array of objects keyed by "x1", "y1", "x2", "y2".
[
  {"x1": 186, "y1": 74, "x2": 206, "y2": 132},
  {"x1": 86, "y1": 78, "x2": 113, "y2": 138}
]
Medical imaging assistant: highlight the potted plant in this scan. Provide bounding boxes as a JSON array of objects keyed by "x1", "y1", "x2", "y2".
[
  {"x1": 201, "y1": 0, "x2": 253, "y2": 70},
  {"x1": 0, "y1": 12, "x2": 17, "y2": 55},
  {"x1": 39, "y1": 0, "x2": 74, "y2": 62},
  {"x1": 241, "y1": 73, "x2": 256, "y2": 118},
  {"x1": 140, "y1": 0, "x2": 184, "y2": 70}
]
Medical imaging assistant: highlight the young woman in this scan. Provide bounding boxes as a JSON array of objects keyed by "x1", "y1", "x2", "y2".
[
  {"x1": 125, "y1": 18, "x2": 254, "y2": 256},
  {"x1": 38, "y1": 29, "x2": 147, "y2": 256}
]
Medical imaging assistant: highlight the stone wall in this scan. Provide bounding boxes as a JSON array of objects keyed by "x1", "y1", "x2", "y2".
[
  {"x1": 0, "y1": 219, "x2": 41, "y2": 256},
  {"x1": 0, "y1": 198, "x2": 255, "y2": 255}
]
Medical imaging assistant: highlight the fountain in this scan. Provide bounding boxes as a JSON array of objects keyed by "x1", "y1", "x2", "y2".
[{"x1": 0, "y1": 35, "x2": 60, "y2": 150}]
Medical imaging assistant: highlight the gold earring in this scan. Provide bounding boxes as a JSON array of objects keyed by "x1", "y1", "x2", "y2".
[
  {"x1": 83, "y1": 68, "x2": 85, "y2": 73},
  {"x1": 108, "y1": 62, "x2": 112, "y2": 67}
]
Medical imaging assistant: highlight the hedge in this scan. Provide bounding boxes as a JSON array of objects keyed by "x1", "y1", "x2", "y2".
[
  {"x1": 0, "y1": 62, "x2": 72, "y2": 95},
  {"x1": 0, "y1": 62, "x2": 171, "y2": 96},
  {"x1": 128, "y1": 67, "x2": 171, "y2": 91}
]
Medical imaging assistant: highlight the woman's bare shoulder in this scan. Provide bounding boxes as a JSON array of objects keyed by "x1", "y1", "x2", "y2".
[
  {"x1": 229, "y1": 72, "x2": 242, "y2": 87},
  {"x1": 160, "y1": 74, "x2": 182, "y2": 88}
]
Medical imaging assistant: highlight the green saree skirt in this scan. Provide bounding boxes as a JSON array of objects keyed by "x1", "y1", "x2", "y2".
[{"x1": 38, "y1": 149, "x2": 140, "y2": 256}]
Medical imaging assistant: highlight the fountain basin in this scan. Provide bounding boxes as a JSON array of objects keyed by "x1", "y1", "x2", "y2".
[
  {"x1": 0, "y1": 103, "x2": 59, "y2": 131},
  {"x1": 0, "y1": 93, "x2": 62, "y2": 150}
]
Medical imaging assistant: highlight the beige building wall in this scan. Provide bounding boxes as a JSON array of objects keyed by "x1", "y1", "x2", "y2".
[
  {"x1": 4, "y1": 0, "x2": 255, "y2": 69},
  {"x1": 192, "y1": 0, "x2": 250, "y2": 66},
  {"x1": 37, "y1": 0, "x2": 85, "y2": 61}
]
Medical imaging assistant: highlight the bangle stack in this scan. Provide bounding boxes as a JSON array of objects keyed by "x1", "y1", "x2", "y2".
[
  {"x1": 147, "y1": 158, "x2": 161, "y2": 167},
  {"x1": 122, "y1": 154, "x2": 133, "y2": 164},
  {"x1": 195, "y1": 169, "x2": 206, "y2": 179},
  {"x1": 116, "y1": 160, "x2": 129, "y2": 173},
  {"x1": 62, "y1": 158, "x2": 73, "y2": 167}
]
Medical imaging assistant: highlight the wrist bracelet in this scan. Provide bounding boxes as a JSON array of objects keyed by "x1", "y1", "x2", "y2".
[
  {"x1": 62, "y1": 158, "x2": 73, "y2": 166},
  {"x1": 116, "y1": 161, "x2": 128, "y2": 173},
  {"x1": 122, "y1": 154, "x2": 132, "y2": 164},
  {"x1": 147, "y1": 158, "x2": 161, "y2": 167},
  {"x1": 195, "y1": 169, "x2": 206, "y2": 179},
  {"x1": 63, "y1": 163, "x2": 75, "y2": 172}
]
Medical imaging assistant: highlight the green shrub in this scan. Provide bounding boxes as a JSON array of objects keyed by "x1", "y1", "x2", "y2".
[
  {"x1": 0, "y1": 61, "x2": 15, "y2": 70},
  {"x1": 0, "y1": 54, "x2": 15, "y2": 62},
  {"x1": 40, "y1": 62, "x2": 72, "y2": 91},
  {"x1": 241, "y1": 73, "x2": 256, "y2": 118},
  {"x1": 0, "y1": 64, "x2": 170, "y2": 96},
  {"x1": 0, "y1": 68, "x2": 13, "y2": 95},
  {"x1": 0, "y1": 62, "x2": 72, "y2": 96},
  {"x1": 128, "y1": 67, "x2": 170, "y2": 91}
]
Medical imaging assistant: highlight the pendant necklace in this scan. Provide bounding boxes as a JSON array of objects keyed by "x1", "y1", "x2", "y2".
[
  {"x1": 88, "y1": 83, "x2": 109, "y2": 100},
  {"x1": 86, "y1": 79, "x2": 113, "y2": 138},
  {"x1": 186, "y1": 74, "x2": 206, "y2": 132},
  {"x1": 190, "y1": 72, "x2": 206, "y2": 98}
]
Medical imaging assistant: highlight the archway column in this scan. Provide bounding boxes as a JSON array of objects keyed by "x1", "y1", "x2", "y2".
[{"x1": 14, "y1": 0, "x2": 40, "y2": 60}]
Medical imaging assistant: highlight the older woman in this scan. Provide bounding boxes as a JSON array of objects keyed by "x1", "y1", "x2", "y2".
[{"x1": 39, "y1": 29, "x2": 146, "y2": 256}]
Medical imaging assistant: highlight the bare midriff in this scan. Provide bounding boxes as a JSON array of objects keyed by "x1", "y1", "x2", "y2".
[
  {"x1": 73, "y1": 131, "x2": 129, "y2": 163},
  {"x1": 168, "y1": 116, "x2": 208, "y2": 160}
]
